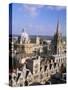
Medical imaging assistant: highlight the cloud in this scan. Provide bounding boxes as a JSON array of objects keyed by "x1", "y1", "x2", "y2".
[
  {"x1": 23, "y1": 4, "x2": 65, "y2": 16},
  {"x1": 46, "y1": 6, "x2": 66, "y2": 11},
  {"x1": 23, "y1": 4, "x2": 44, "y2": 16}
]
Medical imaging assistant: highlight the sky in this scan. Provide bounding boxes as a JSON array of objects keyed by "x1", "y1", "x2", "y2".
[{"x1": 10, "y1": 3, "x2": 66, "y2": 36}]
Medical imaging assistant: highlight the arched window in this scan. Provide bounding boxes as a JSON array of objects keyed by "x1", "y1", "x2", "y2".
[{"x1": 25, "y1": 80, "x2": 28, "y2": 86}]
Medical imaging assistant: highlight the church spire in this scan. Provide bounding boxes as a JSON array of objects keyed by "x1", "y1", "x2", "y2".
[
  {"x1": 22, "y1": 28, "x2": 24, "y2": 32},
  {"x1": 51, "y1": 18, "x2": 63, "y2": 55},
  {"x1": 56, "y1": 18, "x2": 60, "y2": 34}
]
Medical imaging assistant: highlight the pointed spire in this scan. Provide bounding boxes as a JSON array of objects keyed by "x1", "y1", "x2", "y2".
[
  {"x1": 56, "y1": 18, "x2": 60, "y2": 34},
  {"x1": 22, "y1": 28, "x2": 24, "y2": 32}
]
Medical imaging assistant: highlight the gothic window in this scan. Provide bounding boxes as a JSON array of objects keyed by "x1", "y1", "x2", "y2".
[
  {"x1": 40, "y1": 67, "x2": 42, "y2": 71},
  {"x1": 49, "y1": 60, "x2": 51, "y2": 63},
  {"x1": 50, "y1": 64, "x2": 52, "y2": 69},
  {"x1": 44, "y1": 66, "x2": 47, "y2": 71},
  {"x1": 54, "y1": 63, "x2": 56, "y2": 68},
  {"x1": 25, "y1": 80, "x2": 28, "y2": 86}
]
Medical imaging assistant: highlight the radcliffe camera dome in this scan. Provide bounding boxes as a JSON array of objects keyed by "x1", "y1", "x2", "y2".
[{"x1": 20, "y1": 29, "x2": 29, "y2": 44}]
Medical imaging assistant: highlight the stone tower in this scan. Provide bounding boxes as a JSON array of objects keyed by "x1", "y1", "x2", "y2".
[
  {"x1": 51, "y1": 20, "x2": 63, "y2": 55},
  {"x1": 36, "y1": 36, "x2": 40, "y2": 45},
  {"x1": 20, "y1": 29, "x2": 30, "y2": 44}
]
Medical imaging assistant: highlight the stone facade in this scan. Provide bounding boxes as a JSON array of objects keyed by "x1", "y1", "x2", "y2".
[{"x1": 9, "y1": 54, "x2": 66, "y2": 86}]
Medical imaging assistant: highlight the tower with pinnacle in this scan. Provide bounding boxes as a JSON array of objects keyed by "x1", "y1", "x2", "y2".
[{"x1": 51, "y1": 19, "x2": 63, "y2": 55}]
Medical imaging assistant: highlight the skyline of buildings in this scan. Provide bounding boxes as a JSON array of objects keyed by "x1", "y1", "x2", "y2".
[{"x1": 9, "y1": 18, "x2": 66, "y2": 86}]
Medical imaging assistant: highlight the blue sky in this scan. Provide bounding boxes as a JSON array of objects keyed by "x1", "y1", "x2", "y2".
[{"x1": 11, "y1": 3, "x2": 66, "y2": 36}]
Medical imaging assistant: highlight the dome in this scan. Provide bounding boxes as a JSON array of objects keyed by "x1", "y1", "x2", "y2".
[{"x1": 20, "y1": 29, "x2": 29, "y2": 44}]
